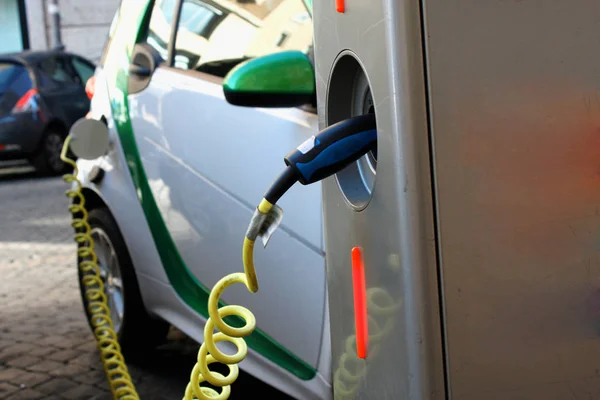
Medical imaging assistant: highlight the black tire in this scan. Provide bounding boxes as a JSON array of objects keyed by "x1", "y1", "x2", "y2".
[
  {"x1": 77, "y1": 207, "x2": 170, "y2": 357},
  {"x1": 30, "y1": 127, "x2": 70, "y2": 176}
]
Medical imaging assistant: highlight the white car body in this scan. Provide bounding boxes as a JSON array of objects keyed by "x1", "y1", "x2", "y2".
[{"x1": 74, "y1": 0, "x2": 331, "y2": 399}]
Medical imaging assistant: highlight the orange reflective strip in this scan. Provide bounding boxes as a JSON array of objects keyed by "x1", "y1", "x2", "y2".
[{"x1": 351, "y1": 246, "x2": 368, "y2": 359}]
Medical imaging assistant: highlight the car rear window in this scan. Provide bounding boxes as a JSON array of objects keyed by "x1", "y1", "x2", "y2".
[
  {"x1": 0, "y1": 62, "x2": 33, "y2": 115},
  {"x1": 0, "y1": 63, "x2": 32, "y2": 96}
]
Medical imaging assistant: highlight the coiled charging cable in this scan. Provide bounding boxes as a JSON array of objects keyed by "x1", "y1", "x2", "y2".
[
  {"x1": 185, "y1": 114, "x2": 377, "y2": 399},
  {"x1": 61, "y1": 137, "x2": 139, "y2": 399},
  {"x1": 62, "y1": 113, "x2": 376, "y2": 400}
]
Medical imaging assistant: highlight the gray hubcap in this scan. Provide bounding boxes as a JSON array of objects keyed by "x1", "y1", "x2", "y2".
[{"x1": 91, "y1": 227, "x2": 124, "y2": 334}]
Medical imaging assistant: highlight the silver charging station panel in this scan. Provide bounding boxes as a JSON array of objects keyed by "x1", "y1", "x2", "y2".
[
  {"x1": 314, "y1": 0, "x2": 445, "y2": 398},
  {"x1": 315, "y1": 0, "x2": 600, "y2": 399}
]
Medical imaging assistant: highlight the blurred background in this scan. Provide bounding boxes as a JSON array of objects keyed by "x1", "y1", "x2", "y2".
[{"x1": 1, "y1": 0, "x2": 120, "y2": 61}]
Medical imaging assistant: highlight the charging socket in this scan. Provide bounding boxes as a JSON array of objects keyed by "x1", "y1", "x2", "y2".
[{"x1": 326, "y1": 51, "x2": 378, "y2": 211}]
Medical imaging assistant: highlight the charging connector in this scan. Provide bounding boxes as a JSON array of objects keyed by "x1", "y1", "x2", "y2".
[
  {"x1": 263, "y1": 113, "x2": 377, "y2": 204},
  {"x1": 285, "y1": 113, "x2": 377, "y2": 185}
]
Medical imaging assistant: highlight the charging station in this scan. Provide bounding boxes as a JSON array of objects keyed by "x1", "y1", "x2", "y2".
[{"x1": 314, "y1": 0, "x2": 600, "y2": 399}]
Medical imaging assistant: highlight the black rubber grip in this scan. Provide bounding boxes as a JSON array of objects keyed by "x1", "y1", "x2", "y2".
[{"x1": 284, "y1": 114, "x2": 377, "y2": 185}]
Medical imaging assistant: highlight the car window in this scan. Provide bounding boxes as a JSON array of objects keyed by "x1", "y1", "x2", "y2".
[
  {"x1": 0, "y1": 63, "x2": 33, "y2": 113},
  {"x1": 160, "y1": 0, "x2": 222, "y2": 38},
  {"x1": 143, "y1": 0, "x2": 177, "y2": 62},
  {"x1": 0, "y1": 63, "x2": 32, "y2": 96},
  {"x1": 144, "y1": 0, "x2": 221, "y2": 64},
  {"x1": 178, "y1": 0, "x2": 223, "y2": 37},
  {"x1": 71, "y1": 57, "x2": 95, "y2": 86},
  {"x1": 38, "y1": 56, "x2": 78, "y2": 89},
  {"x1": 170, "y1": 0, "x2": 313, "y2": 77}
]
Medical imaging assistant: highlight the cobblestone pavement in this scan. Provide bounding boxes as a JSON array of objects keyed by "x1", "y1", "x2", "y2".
[{"x1": 0, "y1": 166, "x2": 292, "y2": 400}]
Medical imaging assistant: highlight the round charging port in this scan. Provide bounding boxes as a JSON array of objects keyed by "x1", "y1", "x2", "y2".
[{"x1": 326, "y1": 52, "x2": 377, "y2": 211}]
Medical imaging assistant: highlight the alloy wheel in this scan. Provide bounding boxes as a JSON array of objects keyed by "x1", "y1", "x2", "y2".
[{"x1": 90, "y1": 227, "x2": 125, "y2": 334}]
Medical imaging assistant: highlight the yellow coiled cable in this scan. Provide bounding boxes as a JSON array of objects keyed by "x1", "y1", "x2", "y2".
[
  {"x1": 62, "y1": 126, "x2": 392, "y2": 400},
  {"x1": 62, "y1": 131, "x2": 274, "y2": 400},
  {"x1": 184, "y1": 199, "x2": 273, "y2": 400},
  {"x1": 60, "y1": 137, "x2": 139, "y2": 400}
]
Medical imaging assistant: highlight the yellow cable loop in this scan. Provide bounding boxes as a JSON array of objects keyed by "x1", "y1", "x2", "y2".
[
  {"x1": 60, "y1": 137, "x2": 139, "y2": 400},
  {"x1": 61, "y1": 131, "x2": 399, "y2": 400},
  {"x1": 183, "y1": 198, "x2": 273, "y2": 400},
  {"x1": 62, "y1": 133, "x2": 273, "y2": 400}
]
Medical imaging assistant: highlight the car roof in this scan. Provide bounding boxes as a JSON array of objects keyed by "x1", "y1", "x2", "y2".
[{"x1": 0, "y1": 49, "x2": 92, "y2": 67}]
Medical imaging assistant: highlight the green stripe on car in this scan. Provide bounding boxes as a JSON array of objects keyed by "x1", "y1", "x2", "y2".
[{"x1": 101, "y1": 0, "x2": 316, "y2": 381}]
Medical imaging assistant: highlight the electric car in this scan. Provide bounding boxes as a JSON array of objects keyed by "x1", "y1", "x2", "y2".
[{"x1": 76, "y1": 0, "x2": 331, "y2": 399}]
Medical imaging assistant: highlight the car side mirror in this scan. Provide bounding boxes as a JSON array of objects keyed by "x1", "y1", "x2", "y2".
[{"x1": 223, "y1": 50, "x2": 315, "y2": 108}]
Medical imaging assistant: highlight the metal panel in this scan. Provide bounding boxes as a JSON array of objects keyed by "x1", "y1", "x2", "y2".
[
  {"x1": 313, "y1": 0, "x2": 446, "y2": 398},
  {"x1": 422, "y1": 0, "x2": 600, "y2": 398}
]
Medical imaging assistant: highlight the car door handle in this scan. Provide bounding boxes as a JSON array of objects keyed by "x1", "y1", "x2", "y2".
[{"x1": 129, "y1": 63, "x2": 151, "y2": 77}]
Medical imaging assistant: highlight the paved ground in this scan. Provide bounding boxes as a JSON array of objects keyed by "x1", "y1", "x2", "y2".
[{"x1": 0, "y1": 163, "x2": 291, "y2": 399}]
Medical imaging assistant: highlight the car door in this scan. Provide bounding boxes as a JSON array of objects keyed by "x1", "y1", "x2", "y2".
[
  {"x1": 127, "y1": 0, "x2": 325, "y2": 376},
  {"x1": 36, "y1": 55, "x2": 90, "y2": 126}
]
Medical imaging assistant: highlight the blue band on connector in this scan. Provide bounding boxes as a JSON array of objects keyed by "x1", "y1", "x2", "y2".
[{"x1": 294, "y1": 129, "x2": 377, "y2": 181}]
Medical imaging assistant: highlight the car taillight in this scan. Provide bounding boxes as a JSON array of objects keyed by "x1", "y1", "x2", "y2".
[
  {"x1": 11, "y1": 88, "x2": 39, "y2": 113},
  {"x1": 85, "y1": 76, "x2": 95, "y2": 100}
]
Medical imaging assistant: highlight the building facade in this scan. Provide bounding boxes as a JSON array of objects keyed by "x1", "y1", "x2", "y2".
[
  {"x1": 1, "y1": 0, "x2": 120, "y2": 61},
  {"x1": 0, "y1": 1, "x2": 29, "y2": 54}
]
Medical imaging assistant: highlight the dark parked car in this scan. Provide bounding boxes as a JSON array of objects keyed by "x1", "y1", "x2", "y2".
[{"x1": 0, "y1": 49, "x2": 95, "y2": 174}]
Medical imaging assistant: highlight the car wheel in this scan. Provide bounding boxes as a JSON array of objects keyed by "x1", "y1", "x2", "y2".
[
  {"x1": 78, "y1": 207, "x2": 170, "y2": 357},
  {"x1": 31, "y1": 128, "x2": 69, "y2": 175}
]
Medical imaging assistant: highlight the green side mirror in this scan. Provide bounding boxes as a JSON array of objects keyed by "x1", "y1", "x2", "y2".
[{"x1": 223, "y1": 50, "x2": 315, "y2": 108}]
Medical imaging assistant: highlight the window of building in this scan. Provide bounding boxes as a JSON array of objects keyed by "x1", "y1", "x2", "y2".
[{"x1": 0, "y1": 0, "x2": 27, "y2": 53}]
